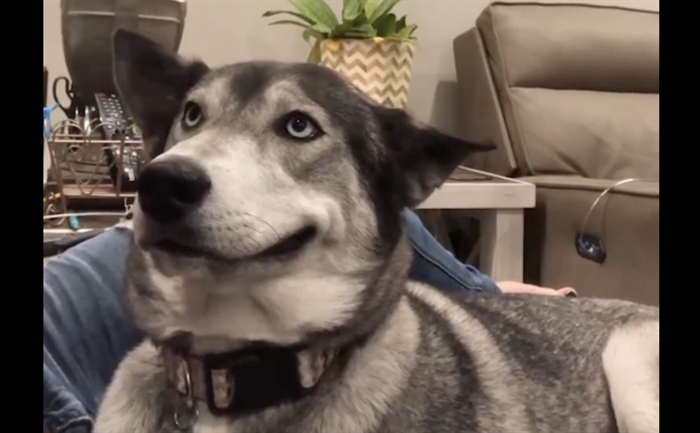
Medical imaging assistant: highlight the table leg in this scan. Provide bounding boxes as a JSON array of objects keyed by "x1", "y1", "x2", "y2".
[{"x1": 480, "y1": 209, "x2": 524, "y2": 282}]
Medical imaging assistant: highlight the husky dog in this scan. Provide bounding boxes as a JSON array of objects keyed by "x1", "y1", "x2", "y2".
[{"x1": 95, "y1": 29, "x2": 659, "y2": 433}]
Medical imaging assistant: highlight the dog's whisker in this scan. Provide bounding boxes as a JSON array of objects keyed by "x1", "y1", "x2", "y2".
[
  {"x1": 242, "y1": 212, "x2": 282, "y2": 242},
  {"x1": 236, "y1": 222, "x2": 273, "y2": 253}
]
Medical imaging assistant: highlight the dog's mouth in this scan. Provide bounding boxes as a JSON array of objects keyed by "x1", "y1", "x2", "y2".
[
  {"x1": 152, "y1": 225, "x2": 318, "y2": 262},
  {"x1": 256, "y1": 225, "x2": 318, "y2": 258}
]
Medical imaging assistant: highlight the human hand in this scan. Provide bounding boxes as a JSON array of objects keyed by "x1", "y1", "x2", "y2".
[{"x1": 497, "y1": 281, "x2": 577, "y2": 297}]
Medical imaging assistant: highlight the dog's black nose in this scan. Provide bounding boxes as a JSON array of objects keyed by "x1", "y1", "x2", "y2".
[{"x1": 137, "y1": 157, "x2": 211, "y2": 223}]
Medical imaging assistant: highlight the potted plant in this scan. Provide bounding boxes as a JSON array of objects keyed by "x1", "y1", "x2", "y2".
[{"x1": 263, "y1": 0, "x2": 418, "y2": 109}]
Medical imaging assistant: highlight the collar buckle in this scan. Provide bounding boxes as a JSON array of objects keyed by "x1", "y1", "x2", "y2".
[
  {"x1": 173, "y1": 358, "x2": 199, "y2": 430},
  {"x1": 202, "y1": 347, "x2": 304, "y2": 416}
]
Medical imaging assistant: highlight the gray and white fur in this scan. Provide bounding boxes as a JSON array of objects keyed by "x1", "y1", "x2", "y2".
[{"x1": 95, "y1": 29, "x2": 659, "y2": 433}]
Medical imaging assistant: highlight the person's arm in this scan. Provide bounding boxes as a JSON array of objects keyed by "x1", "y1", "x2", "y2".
[
  {"x1": 402, "y1": 209, "x2": 575, "y2": 297},
  {"x1": 403, "y1": 209, "x2": 500, "y2": 293},
  {"x1": 44, "y1": 228, "x2": 144, "y2": 432}
]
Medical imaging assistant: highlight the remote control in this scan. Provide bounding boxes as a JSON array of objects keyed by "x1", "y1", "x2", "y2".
[
  {"x1": 95, "y1": 93, "x2": 141, "y2": 190},
  {"x1": 95, "y1": 93, "x2": 128, "y2": 138}
]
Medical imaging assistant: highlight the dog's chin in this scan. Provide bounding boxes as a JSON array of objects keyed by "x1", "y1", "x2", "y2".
[{"x1": 150, "y1": 225, "x2": 318, "y2": 263}]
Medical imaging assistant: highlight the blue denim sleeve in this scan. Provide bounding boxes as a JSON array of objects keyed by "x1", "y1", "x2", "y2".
[
  {"x1": 402, "y1": 209, "x2": 501, "y2": 294},
  {"x1": 44, "y1": 228, "x2": 144, "y2": 433}
]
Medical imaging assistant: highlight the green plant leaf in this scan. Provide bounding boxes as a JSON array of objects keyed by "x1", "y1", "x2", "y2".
[
  {"x1": 350, "y1": 10, "x2": 369, "y2": 26},
  {"x1": 307, "y1": 40, "x2": 322, "y2": 63},
  {"x1": 395, "y1": 23, "x2": 417, "y2": 39},
  {"x1": 302, "y1": 28, "x2": 323, "y2": 46},
  {"x1": 395, "y1": 15, "x2": 407, "y2": 31},
  {"x1": 310, "y1": 22, "x2": 333, "y2": 35},
  {"x1": 360, "y1": 23, "x2": 378, "y2": 36},
  {"x1": 363, "y1": 0, "x2": 379, "y2": 18},
  {"x1": 343, "y1": 0, "x2": 363, "y2": 22},
  {"x1": 287, "y1": 0, "x2": 339, "y2": 29},
  {"x1": 345, "y1": 23, "x2": 376, "y2": 38},
  {"x1": 262, "y1": 10, "x2": 316, "y2": 25},
  {"x1": 375, "y1": 13, "x2": 396, "y2": 37},
  {"x1": 330, "y1": 22, "x2": 350, "y2": 38},
  {"x1": 345, "y1": 31, "x2": 370, "y2": 38},
  {"x1": 368, "y1": 0, "x2": 401, "y2": 23},
  {"x1": 268, "y1": 19, "x2": 311, "y2": 29}
]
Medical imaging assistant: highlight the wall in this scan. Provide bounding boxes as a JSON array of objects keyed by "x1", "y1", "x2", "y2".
[{"x1": 43, "y1": 0, "x2": 659, "y2": 134}]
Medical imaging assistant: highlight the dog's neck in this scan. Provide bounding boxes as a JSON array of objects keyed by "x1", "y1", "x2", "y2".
[
  {"x1": 296, "y1": 229, "x2": 413, "y2": 349},
  {"x1": 153, "y1": 229, "x2": 414, "y2": 420}
]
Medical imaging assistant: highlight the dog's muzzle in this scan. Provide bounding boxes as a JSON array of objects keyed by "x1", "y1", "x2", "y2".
[
  {"x1": 135, "y1": 156, "x2": 318, "y2": 262},
  {"x1": 137, "y1": 156, "x2": 211, "y2": 224}
]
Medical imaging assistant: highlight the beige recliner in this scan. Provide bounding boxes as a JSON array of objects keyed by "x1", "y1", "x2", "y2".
[{"x1": 453, "y1": 2, "x2": 659, "y2": 305}]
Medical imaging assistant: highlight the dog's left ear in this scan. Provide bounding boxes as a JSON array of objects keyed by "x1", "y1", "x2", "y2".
[
  {"x1": 112, "y1": 29, "x2": 209, "y2": 158},
  {"x1": 374, "y1": 107, "x2": 496, "y2": 208}
]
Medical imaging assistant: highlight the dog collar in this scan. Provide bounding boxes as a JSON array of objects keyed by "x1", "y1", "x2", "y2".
[{"x1": 161, "y1": 343, "x2": 336, "y2": 422}]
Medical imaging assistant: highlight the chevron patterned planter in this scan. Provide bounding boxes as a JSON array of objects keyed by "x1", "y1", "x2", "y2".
[{"x1": 319, "y1": 38, "x2": 415, "y2": 109}]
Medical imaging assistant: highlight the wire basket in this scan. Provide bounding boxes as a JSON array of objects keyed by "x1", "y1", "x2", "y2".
[{"x1": 46, "y1": 119, "x2": 145, "y2": 216}]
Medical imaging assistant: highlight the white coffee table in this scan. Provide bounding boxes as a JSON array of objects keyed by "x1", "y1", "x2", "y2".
[{"x1": 417, "y1": 167, "x2": 536, "y2": 282}]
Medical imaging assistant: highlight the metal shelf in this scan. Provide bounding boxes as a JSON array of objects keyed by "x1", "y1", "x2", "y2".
[{"x1": 45, "y1": 119, "x2": 145, "y2": 217}]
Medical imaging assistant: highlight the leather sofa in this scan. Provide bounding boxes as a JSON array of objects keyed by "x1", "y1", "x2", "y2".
[{"x1": 453, "y1": 2, "x2": 659, "y2": 305}]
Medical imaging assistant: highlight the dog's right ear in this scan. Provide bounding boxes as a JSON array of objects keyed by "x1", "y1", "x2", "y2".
[
  {"x1": 112, "y1": 29, "x2": 209, "y2": 158},
  {"x1": 373, "y1": 106, "x2": 495, "y2": 209}
]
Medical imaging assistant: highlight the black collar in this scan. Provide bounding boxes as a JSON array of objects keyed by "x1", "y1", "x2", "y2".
[{"x1": 161, "y1": 342, "x2": 336, "y2": 418}]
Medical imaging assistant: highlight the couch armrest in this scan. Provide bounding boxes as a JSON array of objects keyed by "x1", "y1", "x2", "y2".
[{"x1": 520, "y1": 176, "x2": 658, "y2": 305}]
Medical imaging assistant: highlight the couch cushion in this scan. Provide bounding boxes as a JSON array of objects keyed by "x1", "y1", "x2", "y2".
[
  {"x1": 510, "y1": 88, "x2": 658, "y2": 179},
  {"x1": 476, "y1": 2, "x2": 659, "y2": 178}
]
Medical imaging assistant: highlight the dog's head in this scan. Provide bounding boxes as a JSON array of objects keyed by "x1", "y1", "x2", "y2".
[{"x1": 114, "y1": 29, "x2": 493, "y2": 351}]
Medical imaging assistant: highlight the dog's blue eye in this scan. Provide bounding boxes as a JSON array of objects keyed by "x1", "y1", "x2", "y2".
[
  {"x1": 182, "y1": 101, "x2": 204, "y2": 130},
  {"x1": 284, "y1": 112, "x2": 319, "y2": 140}
]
